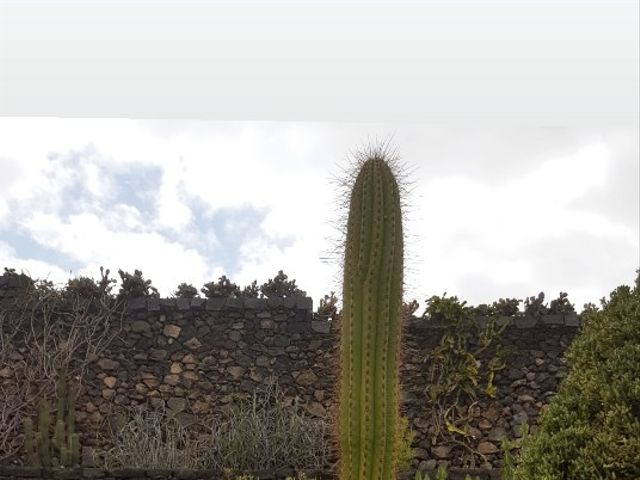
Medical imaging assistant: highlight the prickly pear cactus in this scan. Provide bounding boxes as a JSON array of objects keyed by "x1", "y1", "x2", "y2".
[{"x1": 338, "y1": 154, "x2": 404, "y2": 480}]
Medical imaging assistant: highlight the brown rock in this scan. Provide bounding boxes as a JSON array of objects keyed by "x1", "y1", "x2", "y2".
[
  {"x1": 163, "y1": 324, "x2": 182, "y2": 339},
  {"x1": 227, "y1": 366, "x2": 245, "y2": 379},
  {"x1": 431, "y1": 445, "x2": 451, "y2": 459},
  {"x1": 182, "y1": 371, "x2": 198, "y2": 381},
  {"x1": 101, "y1": 389, "x2": 115, "y2": 400},
  {"x1": 163, "y1": 374, "x2": 181, "y2": 386},
  {"x1": 131, "y1": 320, "x2": 151, "y2": 333},
  {"x1": 477, "y1": 441, "x2": 499, "y2": 455},
  {"x1": 182, "y1": 354, "x2": 197, "y2": 364},
  {"x1": 0, "y1": 366, "x2": 12, "y2": 378},
  {"x1": 192, "y1": 400, "x2": 210, "y2": 414},
  {"x1": 167, "y1": 397, "x2": 187, "y2": 412},
  {"x1": 135, "y1": 383, "x2": 148, "y2": 394},
  {"x1": 143, "y1": 378, "x2": 159, "y2": 389},
  {"x1": 306, "y1": 402, "x2": 327, "y2": 417},
  {"x1": 103, "y1": 376, "x2": 117, "y2": 389},
  {"x1": 89, "y1": 411, "x2": 103, "y2": 424},
  {"x1": 478, "y1": 419, "x2": 493, "y2": 430},
  {"x1": 184, "y1": 337, "x2": 203, "y2": 350},
  {"x1": 170, "y1": 362, "x2": 183, "y2": 374},
  {"x1": 97, "y1": 358, "x2": 119, "y2": 370},
  {"x1": 295, "y1": 370, "x2": 318, "y2": 387}
]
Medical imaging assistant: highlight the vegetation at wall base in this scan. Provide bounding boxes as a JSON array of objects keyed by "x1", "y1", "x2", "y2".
[{"x1": 514, "y1": 272, "x2": 640, "y2": 479}]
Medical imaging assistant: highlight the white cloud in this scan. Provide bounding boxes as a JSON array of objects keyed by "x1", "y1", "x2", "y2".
[
  {"x1": 0, "y1": 119, "x2": 637, "y2": 310},
  {"x1": 21, "y1": 212, "x2": 218, "y2": 295}
]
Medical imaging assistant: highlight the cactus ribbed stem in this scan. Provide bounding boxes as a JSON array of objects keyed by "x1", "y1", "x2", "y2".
[{"x1": 338, "y1": 156, "x2": 404, "y2": 480}]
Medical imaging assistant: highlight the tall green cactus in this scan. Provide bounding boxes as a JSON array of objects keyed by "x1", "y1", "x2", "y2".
[{"x1": 338, "y1": 154, "x2": 404, "y2": 480}]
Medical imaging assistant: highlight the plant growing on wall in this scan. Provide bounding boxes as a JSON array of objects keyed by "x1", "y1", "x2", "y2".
[
  {"x1": 547, "y1": 291, "x2": 575, "y2": 315},
  {"x1": 336, "y1": 149, "x2": 405, "y2": 480},
  {"x1": 117, "y1": 269, "x2": 159, "y2": 300},
  {"x1": 260, "y1": 270, "x2": 306, "y2": 298},
  {"x1": 174, "y1": 282, "x2": 199, "y2": 298},
  {"x1": 522, "y1": 292, "x2": 547, "y2": 317},
  {"x1": 421, "y1": 293, "x2": 508, "y2": 467}
]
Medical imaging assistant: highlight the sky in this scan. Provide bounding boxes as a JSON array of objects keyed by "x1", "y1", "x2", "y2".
[{"x1": 0, "y1": 118, "x2": 638, "y2": 312}]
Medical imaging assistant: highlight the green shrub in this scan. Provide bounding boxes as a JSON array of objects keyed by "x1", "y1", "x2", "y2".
[{"x1": 514, "y1": 276, "x2": 640, "y2": 479}]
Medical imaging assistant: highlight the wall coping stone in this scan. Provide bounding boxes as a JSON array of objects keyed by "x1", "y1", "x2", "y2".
[{"x1": 406, "y1": 313, "x2": 581, "y2": 330}]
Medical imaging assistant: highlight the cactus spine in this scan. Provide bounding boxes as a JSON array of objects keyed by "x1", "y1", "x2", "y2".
[
  {"x1": 338, "y1": 155, "x2": 404, "y2": 480},
  {"x1": 23, "y1": 370, "x2": 81, "y2": 467}
]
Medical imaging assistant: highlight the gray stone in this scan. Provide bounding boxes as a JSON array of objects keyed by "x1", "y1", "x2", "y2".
[
  {"x1": 206, "y1": 298, "x2": 226, "y2": 310},
  {"x1": 147, "y1": 298, "x2": 161, "y2": 311},
  {"x1": 167, "y1": 397, "x2": 187, "y2": 412},
  {"x1": 149, "y1": 349, "x2": 168, "y2": 361},
  {"x1": 245, "y1": 297, "x2": 267, "y2": 309},
  {"x1": 514, "y1": 316, "x2": 538, "y2": 328},
  {"x1": 190, "y1": 297, "x2": 205, "y2": 309},
  {"x1": 542, "y1": 314, "x2": 564, "y2": 325},
  {"x1": 296, "y1": 296, "x2": 313, "y2": 310},
  {"x1": 176, "y1": 298, "x2": 191, "y2": 311},
  {"x1": 267, "y1": 297, "x2": 284, "y2": 307},
  {"x1": 97, "y1": 358, "x2": 119, "y2": 370},
  {"x1": 131, "y1": 320, "x2": 151, "y2": 333},
  {"x1": 127, "y1": 296, "x2": 147, "y2": 311},
  {"x1": 311, "y1": 320, "x2": 331, "y2": 334},
  {"x1": 565, "y1": 314, "x2": 580, "y2": 326}
]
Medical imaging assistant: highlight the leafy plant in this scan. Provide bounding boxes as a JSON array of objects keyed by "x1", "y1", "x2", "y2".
[
  {"x1": 201, "y1": 275, "x2": 240, "y2": 298},
  {"x1": 548, "y1": 291, "x2": 576, "y2": 315},
  {"x1": 514, "y1": 276, "x2": 640, "y2": 479},
  {"x1": 117, "y1": 269, "x2": 159, "y2": 300},
  {"x1": 522, "y1": 292, "x2": 548, "y2": 316},
  {"x1": 316, "y1": 291, "x2": 339, "y2": 321},
  {"x1": 174, "y1": 282, "x2": 199, "y2": 298},
  {"x1": 491, "y1": 298, "x2": 521, "y2": 317},
  {"x1": 422, "y1": 293, "x2": 507, "y2": 467},
  {"x1": 260, "y1": 270, "x2": 306, "y2": 298}
]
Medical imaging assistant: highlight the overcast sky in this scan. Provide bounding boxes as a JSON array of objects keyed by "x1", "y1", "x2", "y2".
[{"x1": 0, "y1": 118, "x2": 638, "y2": 312}]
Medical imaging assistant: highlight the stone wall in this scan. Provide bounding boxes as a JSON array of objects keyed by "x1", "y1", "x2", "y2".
[{"x1": 1, "y1": 282, "x2": 581, "y2": 474}]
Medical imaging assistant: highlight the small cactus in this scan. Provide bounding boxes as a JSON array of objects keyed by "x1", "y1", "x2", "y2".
[{"x1": 23, "y1": 369, "x2": 81, "y2": 467}]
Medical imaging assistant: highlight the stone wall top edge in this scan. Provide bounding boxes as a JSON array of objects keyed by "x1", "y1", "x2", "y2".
[
  {"x1": 125, "y1": 296, "x2": 314, "y2": 312},
  {"x1": 406, "y1": 313, "x2": 581, "y2": 329}
]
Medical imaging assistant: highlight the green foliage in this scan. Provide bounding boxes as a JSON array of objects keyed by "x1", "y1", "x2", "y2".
[
  {"x1": 337, "y1": 154, "x2": 404, "y2": 480},
  {"x1": 201, "y1": 275, "x2": 240, "y2": 298},
  {"x1": 316, "y1": 291, "x2": 339, "y2": 320},
  {"x1": 522, "y1": 292, "x2": 548, "y2": 316},
  {"x1": 422, "y1": 293, "x2": 507, "y2": 466},
  {"x1": 491, "y1": 297, "x2": 521, "y2": 316},
  {"x1": 23, "y1": 369, "x2": 81, "y2": 467},
  {"x1": 174, "y1": 282, "x2": 199, "y2": 298},
  {"x1": 117, "y1": 269, "x2": 159, "y2": 300},
  {"x1": 260, "y1": 270, "x2": 306, "y2": 298},
  {"x1": 514, "y1": 277, "x2": 640, "y2": 480},
  {"x1": 64, "y1": 267, "x2": 116, "y2": 301},
  {"x1": 240, "y1": 280, "x2": 260, "y2": 298},
  {"x1": 548, "y1": 291, "x2": 576, "y2": 315},
  {"x1": 394, "y1": 415, "x2": 415, "y2": 472}
]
